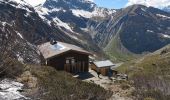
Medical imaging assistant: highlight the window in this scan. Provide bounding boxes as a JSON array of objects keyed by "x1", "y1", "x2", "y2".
[
  {"x1": 66, "y1": 59, "x2": 69, "y2": 64},
  {"x1": 71, "y1": 59, "x2": 75, "y2": 64},
  {"x1": 66, "y1": 57, "x2": 75, "y2": 64}
]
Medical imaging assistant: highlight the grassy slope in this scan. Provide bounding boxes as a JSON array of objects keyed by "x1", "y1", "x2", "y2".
[
  {"x1": 0, "y1": 57, "x2": 112, "y2": 99},
  {"x1": 27, "y1": 65, "x2": 112, "y2": 100},
  {"x1": 117, "y1": 45, "x2": 170, "y2": 100},
  {"x1": 104, "y1": 33, "x2": 135, "y2": 62}
]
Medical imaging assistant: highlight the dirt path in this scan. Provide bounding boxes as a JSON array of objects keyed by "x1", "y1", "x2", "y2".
[{"x1": 78, "y1": 69, "x2": 134, "y2": 100}]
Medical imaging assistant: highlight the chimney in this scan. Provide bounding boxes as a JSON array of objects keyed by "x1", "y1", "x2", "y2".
[{"x1": 50, "y1": 39, "x2": 57, "y2": 45}]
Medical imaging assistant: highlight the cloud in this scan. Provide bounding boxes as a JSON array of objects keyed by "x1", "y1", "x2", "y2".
[{"x1": 126, "y1": 0, "x2": 170, "y2": 8}]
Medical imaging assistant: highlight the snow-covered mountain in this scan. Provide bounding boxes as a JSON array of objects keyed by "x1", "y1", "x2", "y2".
[
  {"x1": 89, "y1": 5, "x2": 170, "y2": 58},
  {"x1": 0, "y1": 0, "x2": 100, "y2": 64},
  {"x1": 36, "y1": 0, "x2": 116, "y2": 30},
  {"x1": 34, "y1": 0, "x2": 116, "y2": 58},
  {"x1": 1, "y1": 0, "x2": 170, "y2": 63},
  {"x1": 33, "y1": 1, "x2": 170, "y2": 62},
  {"x1": 7, "y1": 0, "x2": 46, "y2": 6}
]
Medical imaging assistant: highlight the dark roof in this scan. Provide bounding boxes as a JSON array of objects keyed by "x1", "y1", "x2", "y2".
[{"x1": 38, "y1": 41, "x2": 91, "y2": 59}]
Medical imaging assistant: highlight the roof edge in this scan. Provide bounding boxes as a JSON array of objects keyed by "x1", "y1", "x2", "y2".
[{"x1": 45, "y1": 49, "x2": 92, "y2": 60}]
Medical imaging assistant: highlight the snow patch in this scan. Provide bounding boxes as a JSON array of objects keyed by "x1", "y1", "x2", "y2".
[
  {"x1": 71, "y1": 8, "x2": 116, "y2": 18},
  {"x1": 50, "y1": 8, "x2": 66, "y2": 12},
  {"x1": 51, "y1": 8, "x2": 62, "y2": 12},
  {"x1": 10, "y1": 0, "x2": 46, "y2": 7},
  {"x1": 16, "y1": 31, "x2": 24, "y2": 39},
  {"x1": 0, "y1": 79, "x2": 28, "y2": 100},
  {"x1": 9, "y1": 0, "x2": 26, "y2": 5},
  {"x1": 24, "y1": 12, "x2": 30, "y2": 17},
  {"x1": 35, "y1": 7, "x2": 52, "y2": 25},
  {"x1": 37, "y1": 7, "x2": 49, "y2": 15},
  {"x1": 16, "y1": 54, "x2": 24, "y2": 63},
  {"x1": 53, "y1": 17, "x2": 73, "y2": 32},
  {"x1": 0, "y1": 22, "x2": 7, "y2": 27},
  {"x1": 162, "y1": 34, "x2": 170, "y2": 38},
  {"x1": 72, "y1": 9, "x2": 93, "y2": 18},
  {"x1": 147, "y1": 30, "x2": 154, "y2": 33},
  {"x1": 156, "y1": 14, "x2": 170, "y2": 19},
  {"x1": 6, "y1": 0, "x2": 33, "y2": 13},
  {"x1": 141, "y1": 8, "x2": 146, "y2": 12},
  {"x1": 46, "y1": 8, "x2": 66, "y2": 13},
  {"x1": 51, "y1": 43, "x2": 66, "y2": 51},
  {"x1": 81, "y1": 28, "x2": 89, "y2": 32}
]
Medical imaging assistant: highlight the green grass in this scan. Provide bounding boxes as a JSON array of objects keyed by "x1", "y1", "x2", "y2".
[
  {"x1": 104, "y1": 35, "x2": 135, "y2": 62},
  {"x1": 118, "y1": 53, "x2": 170, "y2": 78}
]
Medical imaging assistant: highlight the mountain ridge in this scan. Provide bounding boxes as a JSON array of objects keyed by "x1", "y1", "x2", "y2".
[
  {"x1": 1, "y1": 0, "x2": 170, "y2": 63},
  {"x1": 87, "y1": 4, "x2": 170, "y2": 61}
]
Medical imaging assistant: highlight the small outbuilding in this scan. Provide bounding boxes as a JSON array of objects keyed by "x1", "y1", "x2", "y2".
[
  {"x1": 91, "y1": 60, "x2": 116, "y2": 76},
  {"x1": 38, "y1": 41, "x2": 91, "y2": 74}
]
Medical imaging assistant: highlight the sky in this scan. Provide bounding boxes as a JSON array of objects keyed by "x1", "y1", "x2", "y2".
[
  {"x1": 94, "y1": 0, "x2": 128, "y2": 9},
  {"x1": 21, "y1": 0, "x2": 170, "y2": 9},
  {"x1": 94, "y1": 0, "x2": 170, "y2": 9}
]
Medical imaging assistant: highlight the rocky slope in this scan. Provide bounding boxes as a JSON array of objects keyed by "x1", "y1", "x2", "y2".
[
  {"x1": 2, "y1": 0, "x2": 170, "y2": 63},
  {"x1": 35, "y1": 0, "x2": 116, "y2": 58},
  {"x1": 0, "y1": 0, "x2": 40, "y2": 64},
  {"x1": 0, "y1": 0, "x2": 105, "y2": 65},
  {"x1": 40, "y1": 0, "x2": 116, "y2": 28}
]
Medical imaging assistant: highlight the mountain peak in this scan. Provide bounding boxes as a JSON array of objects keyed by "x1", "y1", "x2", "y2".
[
  {"x1": 7, "y1": 0, "x2": 46, "y2": 6},
  {"x1": 163, "y1": 5, "x2": 170, "y2": 13},
  {"x1": 43, "y1": 0, "x2": 96, "y2": 10}
]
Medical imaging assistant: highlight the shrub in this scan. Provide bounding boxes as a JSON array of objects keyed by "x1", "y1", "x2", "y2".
[
  {"x1": 0, "y1": 57, "x2": 24, "y2": 78},
  {"x1": 27, "y1": 65, "x2": 113, "y2": 100},
  {"x1": 144, "y1": 97, "x2": 155, "y2": 100},
  {"x1": 120, "y1": 83, "x2": 130, "y2": 90}
]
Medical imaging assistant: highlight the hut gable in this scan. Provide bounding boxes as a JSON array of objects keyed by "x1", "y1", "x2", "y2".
[{"x1": 38, "y1": 41, "x2": 91, "y2": 60}]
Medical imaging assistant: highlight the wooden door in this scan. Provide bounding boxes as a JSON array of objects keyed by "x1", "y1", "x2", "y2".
[{"x1": 65, "y1": 57, "x2": 76, "y2": 73}]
